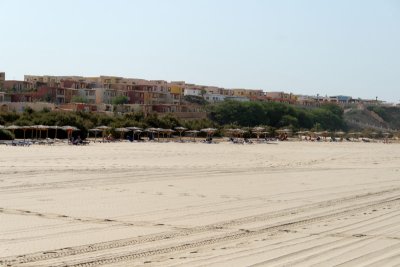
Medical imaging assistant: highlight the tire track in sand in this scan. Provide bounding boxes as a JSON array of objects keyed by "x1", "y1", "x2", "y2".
[
  {"x1": 1, "y1": 187, "x2": 400, "y2": 266},
  {"x1": 44, "y1": 196, "x2": 400, "y2": 267}
]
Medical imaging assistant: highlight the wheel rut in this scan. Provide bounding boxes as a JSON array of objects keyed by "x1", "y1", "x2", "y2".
[{"x1": 2, "y1": 187, "x2": 400, "y2": 266}]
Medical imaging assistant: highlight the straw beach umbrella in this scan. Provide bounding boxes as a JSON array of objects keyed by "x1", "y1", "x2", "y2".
[
  {"x1": 154, "y1": 128, "x2": 163, "y2": 142},
  {"x1": 126, "y1": 127, "x2": 142, "y2": 141},
  {"x1": 163, "y1": 129, "x2": 175, "y2": 141},
  {"x1": 201, "y1": 128, "x2": 217, "y2": 141},
  {"x1": 335, "y1": 131, "x2": 346, "y2": 136},
  {"x1": 276, "y1": 128, "x2": 292, "y2": 140},
  {"x1": 145, "y1": 128, "x2": 158, "y2": 141},
  {"x1": 252, "y1": 126, "x2": 265, "y2": 141},
  {"x1": 262, "y1": 131, "x2": 270, "y2": 139},
  {"x1": 88, "y1": 128, "x2": 102, "y2": 142},
  {"x1": 5, "y1": 125, "x2": 20, "y2": 133},
  {"x1": 186, "y1": 130, "x2": 200, "y2": 142},
  {"x1": 127, "y1": 126, "x2": 142, "y2": 133},
  {"x1": 370, "y1": 132, "x2": 378, "y2": 138},
  {"x1": 127, "y1": 126, "x2": 142, "y2": 131},
  {"x1": 157, "y1": 128, "x2": 172, "y2": 142},
  {"x1": 232, "y1": 128, "x2": 245, "y2": 141},
  {"x1": 333, "y1": 131, "x2": 345, "y2": 141},
  {"x1": 225, "y1": 128, "x2": 235, "y2": 139},
  {"x1": 200, "y1": 128, "x2": 217, "y2": 134},
  {"x1": 174, "y1": 126, "x2": 187, "y2": 142},
  {"x1": 49, "y1": 126, "x2": 63, "y2": 140},
  {"x1": 20, "y1": 125, "x2": 33, "y2": 141},
  {"x1": 348, "y1": 132, "x2": 362, "y2": 141},
  {"x1": 383, "y1": 132, "x2": 391, "y2": 143},
  {"x1": 296, "y1": 130, "x2": 309, "y2": 141},
  {"x1": 115, "y1": 127, "x2": 129, "y2": 140},
  {"x1": 96, "y1": 125, "x2": 111, "y2": 141},
  {"x1": 62, "y1": 126, "x2": 79, "y2": 141},
  {"x1": 32, "y1": 125, "x2": 41, "y2": 139},
  {"x1": 320, "y1": 130, "x2": 330, "y2": 141},
  {"x1": 36, "y1": 125, "x2": 49, "y2": 139},
  {"x1": 133, "y1": 129, "x2": 143, "y2": 141},
  {"x1": 277, "y1": 128, "x2": 292, "y2": 134}
]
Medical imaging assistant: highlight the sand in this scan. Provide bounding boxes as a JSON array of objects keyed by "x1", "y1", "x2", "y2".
[{"x1": 0, "y1": 141, "x2": 400, "y2": 266}]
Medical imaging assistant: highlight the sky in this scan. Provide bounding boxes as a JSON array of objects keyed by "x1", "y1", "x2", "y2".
[{"x1": 0, "y1": 0, "x2": 399, "y2": 102}]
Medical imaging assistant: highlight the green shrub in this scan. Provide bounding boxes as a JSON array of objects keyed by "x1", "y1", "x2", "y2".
[{"x1": 0, "y1": 129, "x2": 15, "y2": 140}]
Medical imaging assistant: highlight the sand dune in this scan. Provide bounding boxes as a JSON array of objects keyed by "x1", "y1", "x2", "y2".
[{"x1": 0, "y1": 141, "x2": 399, "y2": 266}]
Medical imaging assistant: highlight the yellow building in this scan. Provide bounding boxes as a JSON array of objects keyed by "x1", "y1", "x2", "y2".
[
  {"x1": 232, "y1": 89, "x2": 264, "y2": 98},
  {"x1": 169, "y1": 85, "x2": 184, "y2": 95}
]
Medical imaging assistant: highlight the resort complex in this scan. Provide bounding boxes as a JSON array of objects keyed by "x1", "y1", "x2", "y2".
[{"x1": 0, "y1": 72, "x2": 391, "y2": 119}]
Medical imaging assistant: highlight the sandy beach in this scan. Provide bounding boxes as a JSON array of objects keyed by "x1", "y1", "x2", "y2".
[{"x1": 1, "y1": 141, "x2": 400, "y2": 266}]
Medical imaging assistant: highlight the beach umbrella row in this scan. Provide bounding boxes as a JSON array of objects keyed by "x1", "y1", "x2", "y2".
[
  {"x1": 3, "y1": 123, "x2": 396, "y2": 142},
  {"x1": 88, "y1": 126, "x2": 182, "y2": 142},
  {"x1": 0, "y1": 125, "x2": 79, "y2": 140}
]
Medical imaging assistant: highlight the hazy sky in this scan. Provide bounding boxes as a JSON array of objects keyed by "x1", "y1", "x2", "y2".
[{"x1": 0, "y1": 0, "x2": 399, "y2": 102}]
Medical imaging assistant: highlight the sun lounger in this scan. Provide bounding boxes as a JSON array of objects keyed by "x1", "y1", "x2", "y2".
[{"x1": 1, "y1": 140, "x2": 32, "y2": 146}]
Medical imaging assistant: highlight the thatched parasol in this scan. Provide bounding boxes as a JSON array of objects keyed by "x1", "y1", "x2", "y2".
[
  {"x1": 19, "y1": 125, "x2": 33, "y2": 141},
  {"x1": 62, "y1": 126, "x2": 79, "y2": 140},
  {"x1": 252, "y1": 127, "x2": 265, "y2": 140},
  {"x1": 49, "y1": 125, "x2": 63, "y2": 139},
  {"x1": 96, "y1": 125, "x2": 111, "y2": 141},
  {"x1": 126, "y1": 127, "x2": 142, "y2": 141},
  {"x1": 115, "y1": 127, "x2": 129, "y2": 140},
  {"x1": 335, "y1": 131, "x2": 346, "y2": 136},
  {"x1": 186, "y1": 130, "x2": 200, "y2": 142},
  {"x1": 174, "y1": 126, "x2": 187, "y2": 141},
  {"x1": 145, "y1": 128, "x2": 158, "y2": 141},
  {"x1": 164, "y1": 129, "x2": 175, "y2": 141},
  {"x1": 89, "y1": 128, "x2": 102, "y2": 142},
  {"x1": 201, "y1": 128, "x2": 217, "y2": 141},
  {"x1": 36, "y1": 125, "x2": 49, "y2": 139}
]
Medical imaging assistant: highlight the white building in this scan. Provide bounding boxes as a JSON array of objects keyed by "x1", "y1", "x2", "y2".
[
  {"x1": 184, "y1": 88, "x2": 203, "y2": 97},
  {"x1": 203, "y1": 93, "x2": 226, "y2": 103},
  {"x1": 225, "y1": 96, "x2": 250, "y2": 102}
]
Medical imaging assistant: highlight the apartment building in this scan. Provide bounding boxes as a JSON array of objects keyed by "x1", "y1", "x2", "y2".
[
  {"x1": 232, "y1": 89, "x2": 263, "y2": 99},
  {"x1": 328, "y1": 95, "x2": 352, "y2": 104},
  {"x1": 78, "y1": 88, "x2": 97, "y2": 104},
  {"x1": 168, "y1": 82, "x2": 185, "y2": 105},
  {"x1": 36, "y1": 86, "x2": 66, "y2": 104},
  {"x1": 203, "y1": 93, "x2": 226, "y2": 103},
  {"x1": 265, "y1": 92, "x2": 296, "y2": 104},
  {"x1": 0, "y1": 91, "x2": 5, "y2": 102},
  {"x1": 11, "y1": 73, "x2": 366, "y2": 117},
  {"x1": 184, "y1": 88, "x2": 203, "y2": 97},
  {"x1": 3, "y1": 80, "x2": 34, "y2": 92},
  {"x1": 64, "y1": 88, "x2": 78, "y2": 103},
  {"x1": 95, "y1": 88, "x2": 129, "y2": 105},
  {"x1": 296, "y1": 95, "x2": 317, "y2": 106}
]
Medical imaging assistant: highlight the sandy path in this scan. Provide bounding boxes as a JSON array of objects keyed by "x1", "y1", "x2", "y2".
[{"x1": 0, "y1": 141, "x2": 399, "y2": 266}]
